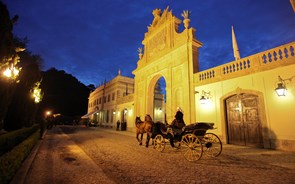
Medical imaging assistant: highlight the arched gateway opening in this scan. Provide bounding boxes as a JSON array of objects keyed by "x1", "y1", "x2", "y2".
[
  {"x1": 148, "y1": 76, "x2": 166, "y2": 123},
  {"x1": 132, "y1": 7, "x2": 202, "y2": 124}
]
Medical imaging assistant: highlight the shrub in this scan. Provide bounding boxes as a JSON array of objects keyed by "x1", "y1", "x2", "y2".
[
  {"x1": 0, "y1": 130, "x2": 39, "y2": 184},
  {"x1": 0, "y1": 125, "x2": 39, "y2": 155}
]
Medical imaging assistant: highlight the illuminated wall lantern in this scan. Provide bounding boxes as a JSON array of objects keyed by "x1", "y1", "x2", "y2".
[
  {"x1": 155, "y1": 107, "x2": 162, "y2": 115},
  {"x1": 275, "y1": 75, "x2": 295, "y2": 97},
  {"x1": 200, "y1": 95, "x2": 207, "y2": 104},
  {"x1": 196, "y1": 90, "x2": 211, "y2": 104},
  {"x1": 275, "y1": 82, "x2": 286, "y2": 96}
]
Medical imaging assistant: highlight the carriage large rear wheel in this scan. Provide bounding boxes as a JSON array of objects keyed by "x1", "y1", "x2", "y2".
[
  {"x1": 202, "y1": 133, "x2": 222, "y2": 157},
  {"x1": 181, "y1": 134, "x2": 203, "y2": 161},
  {"x1": 153, "y1": 134, "x2": 165, "y2": 152}
]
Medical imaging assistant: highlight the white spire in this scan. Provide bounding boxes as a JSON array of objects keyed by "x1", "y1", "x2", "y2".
[
  {"x1": 232, "y1": 26, "x2": 241, "y2": 60},
  {"x1": 291, "y1": 0, "x2": 295, "y2": 13}
]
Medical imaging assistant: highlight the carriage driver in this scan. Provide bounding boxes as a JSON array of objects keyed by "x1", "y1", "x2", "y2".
[{"x1": 169, "y1": 108, "x2": 186, "y2": 147}]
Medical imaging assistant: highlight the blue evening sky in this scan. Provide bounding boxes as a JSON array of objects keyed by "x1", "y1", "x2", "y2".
[{"x1": 4, "y1": 0, "x2": 295, "y2": 86}]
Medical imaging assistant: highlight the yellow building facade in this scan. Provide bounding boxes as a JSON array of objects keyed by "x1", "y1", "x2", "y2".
[
  {"x1": 195, "y1": 42, "x2": 295, "y2": 151},
  {"x1": 84, "y1": 71, "x2": 135, "y2": 129},
  {"x1": 85, "y1": 7, "x2": 295, "y2": 151}
]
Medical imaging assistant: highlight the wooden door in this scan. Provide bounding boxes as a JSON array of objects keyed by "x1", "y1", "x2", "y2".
[
  {"x1": 226, "y1": 95, "x2": 244, "y2": 145},
  {"x1": 226, "y1": 94, "x2": 263, "y2": 147}
]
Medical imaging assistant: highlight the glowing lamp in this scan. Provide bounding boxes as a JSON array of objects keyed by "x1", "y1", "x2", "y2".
[
  {"x1": 200, "y1": 96, "x2": 207, "y2": 104},
  {"x1": 275, "y1": 82, "x2": 286, "y2": 96}
]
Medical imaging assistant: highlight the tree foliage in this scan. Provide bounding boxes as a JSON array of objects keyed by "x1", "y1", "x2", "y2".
[
  {"x1": 1, "y1": 2, "x2": 90, "y2": 130},
  {"x1": 0, "y1": 1, "x2": 43, "y2": 131},
  {"x1": 39, "y1": 68, "x2": 90, "y2": 118},
  {"x1": 4, "y1": 49, "x2": 43, "y2": 130}
]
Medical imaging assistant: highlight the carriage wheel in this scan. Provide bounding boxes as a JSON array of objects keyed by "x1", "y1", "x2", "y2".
[
  {"x1": 181, "y1": 134, "x2": 203, "y2": 161},
  {"x1": 153, "y1": 134, "x2": 165, "y2": 152},
  {"x1": 202, "y1": 133, "x2": 222, "y2": 157}
]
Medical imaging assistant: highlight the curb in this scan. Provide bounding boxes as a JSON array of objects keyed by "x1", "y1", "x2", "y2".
[{"x1": 10, "y1": 130, "x2": 47, "y2": 184}]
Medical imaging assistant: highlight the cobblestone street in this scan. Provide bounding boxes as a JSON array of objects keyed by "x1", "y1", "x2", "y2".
[{"x1": 16, "y1": 125, "x2": 295, "y2": 184}]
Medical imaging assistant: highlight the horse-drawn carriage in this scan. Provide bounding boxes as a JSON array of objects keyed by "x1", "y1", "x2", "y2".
[
  {"x1": 151, "y1": 121, "x2": 222, "y2": 161},
  {"x1": 135, "y1": 113, "x2": 222, "y2": 162}
]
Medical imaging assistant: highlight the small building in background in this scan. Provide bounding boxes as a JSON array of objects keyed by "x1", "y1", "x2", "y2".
[{"x1": 82, "y1": 70, "x2": 135, "y2": 129}]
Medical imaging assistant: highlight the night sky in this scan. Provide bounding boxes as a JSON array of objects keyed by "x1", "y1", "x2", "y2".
[{"x1": 4, "y1": 0, "x2": 295, "y2": 86}]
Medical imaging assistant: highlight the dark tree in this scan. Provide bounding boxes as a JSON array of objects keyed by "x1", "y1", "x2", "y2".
[
  {"x1": 4, "y1": 49, "x2": 43, "y2": 130},
  {"x1": 0, "y1": 1, "x2": 23, "y2": 130},
  {"x1": 0, "y1": 1, "x2": 16, "y2": 60},
  {"x1": 39, "y1": 68, "x2": 90, "y2": 121},
  {"x1": 87, "y1": 84, "x2": 96, "y2": 92}
]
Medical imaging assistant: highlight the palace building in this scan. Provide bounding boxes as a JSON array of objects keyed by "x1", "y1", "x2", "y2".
[{"x1": 84, "y1": 7, "x2": 295, "y2": 151}]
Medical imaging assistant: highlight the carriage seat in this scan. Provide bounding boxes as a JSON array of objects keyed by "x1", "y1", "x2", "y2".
[{"x1": 184, "y1": 122, "x2": 214, "y2": 131}]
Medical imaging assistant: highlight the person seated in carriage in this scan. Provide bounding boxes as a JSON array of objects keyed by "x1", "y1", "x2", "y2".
[{"x1": 169, "y1": 108, "x2": 186, "y2": 147}]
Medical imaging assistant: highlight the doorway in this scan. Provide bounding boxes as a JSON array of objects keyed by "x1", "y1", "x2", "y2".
[
  {"x1": 153, "y1": 76, "x2": 166, "y2": 123},
  {"x1": 226, "y1": 93, "x2": 263, "y2": 147}
]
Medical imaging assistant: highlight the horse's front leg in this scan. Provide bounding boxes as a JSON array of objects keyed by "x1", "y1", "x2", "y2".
[
  {"x1": 145, "y1": 133, "x2": 151, "y2": 148},
  {"x1": 136, "y1": 133, "x2": 143, "y2": 145},
  {"x1": 140, "y1": 133, "x2": 143, "y2": 145}
]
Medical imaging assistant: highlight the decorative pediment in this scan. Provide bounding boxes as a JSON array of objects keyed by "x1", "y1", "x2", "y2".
[
  {"x1": 141, "y1": 7, "x2": 182, "y2": 60},
  {"x1": 134, "y1": 6, "x2": 201, "y2": 71},
  {"x1": 146, "y1": 6, "x2": 179, "y2": 37}
]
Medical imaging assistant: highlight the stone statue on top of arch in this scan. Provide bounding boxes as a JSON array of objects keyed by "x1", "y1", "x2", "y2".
[{"x1": 151, "y1": 8, "x2": 161, "y2": 27}]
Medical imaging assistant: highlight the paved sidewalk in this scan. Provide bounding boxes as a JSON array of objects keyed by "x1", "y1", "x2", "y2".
[
  {"x1": 11, "y1": 126, "x2": 115, "y2": 184},
  {"x1": 11, "y1": 126, "x2": 295, "y2": 184}
]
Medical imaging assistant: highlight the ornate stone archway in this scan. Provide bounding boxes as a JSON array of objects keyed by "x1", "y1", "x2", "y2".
[{"x1": 132, "y1": 7, "x2": 202, "y2": 124}]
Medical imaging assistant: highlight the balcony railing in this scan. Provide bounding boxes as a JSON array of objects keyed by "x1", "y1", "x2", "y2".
[{"x1": 195, "y1": 42, "x2": 295, "y2": 84}]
